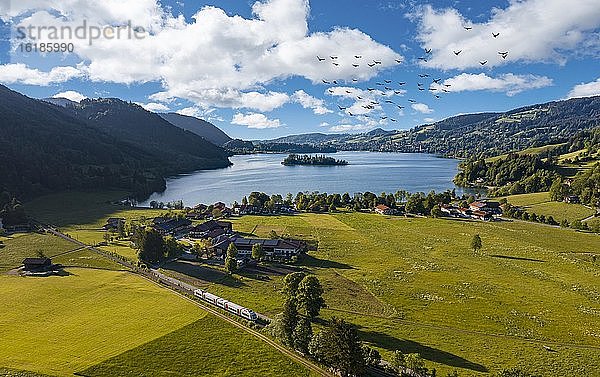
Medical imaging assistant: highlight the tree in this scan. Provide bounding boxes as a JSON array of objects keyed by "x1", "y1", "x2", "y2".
[
  {"x1": 471, "y1": 234, "x2": 482, "y2": 253},
  {"x1": 430, "y1": 206, "x2": 444, "y2": 218},
  {"x1": 296, "y1": 275, "x2": 325, "y2": 319},
  {"x1": 405, "y1": 353, "x2": 427, "y2": 374},
  {"x1": 165, "y1": 236, "x2": 182, "y2": 259},
  {"x1": 225, "y1": 243, "x2": 238, "y2": 274},
  {"x1": 362, "y1": 345, "x2": 381, "y2": 367},
  {"x1": 293, "y1": 317, "x2": 313, "y2": 354},
  {"x1": 103, "y1": 231, "x2": 111, "y2": 243},
  {"x1": 251, "y1": 243, "x2": 265, "y2": 261},
  {"x1": 279, "y1": 297, "x2": 299, "y2": 346},
  {"x1": 139, "y1": 228, "x2": 165, "y2": 263},
  {"x1": 309, "y1": 318, "x2": 365, "y2": 377},
  {"x1": 392, "y1": 350, "x2": 406, "y2": 371},
  {"x1": 281, "y1": 272, "x2": 307, "y2": 298}
]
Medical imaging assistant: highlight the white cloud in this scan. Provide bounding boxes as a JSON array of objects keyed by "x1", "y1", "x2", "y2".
[
  {"x1": 0, "y1": 63, "x2": 82, "y2": 86},
  {"x1": 411, "y1": 103, "x2": 433, "y2": 114},
  {"x1": 318, "y1": 121, "x2": 330, "y2": 127},
  {"x1": 423, "y1": 117, "x2": 435, "y2": 123},
  {"x1": 136, "y1": 102, "x2": 170, "y2": 112},
  {"x1": 414, "y1": 1, "x2": 600, "y2": 69},
  {"x1": 176, "y1": 106, "x2": 224, "y2": 122},
  {"x1": 5, "y1": 0, "x2": 402, "y2": 111},
  {"x1": 568, "y1": 78, "x2": 600, "y2": 98},
  {"x1": 432, "y1": 73, "x2": 553, "y2": 96},
  {"x1": 291, "y1": 90, "x2": 331, "y2": 114},
  {"x1": 232, "y1": 112, "x2": 281, "y2": 129},
  {"x1": 52, "y1": 90, "x2": 86, "y2": 102}
]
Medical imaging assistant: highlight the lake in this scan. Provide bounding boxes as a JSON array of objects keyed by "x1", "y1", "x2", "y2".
[{"x1": 141, "y1": 152, "x2": 466, "y2": 207}]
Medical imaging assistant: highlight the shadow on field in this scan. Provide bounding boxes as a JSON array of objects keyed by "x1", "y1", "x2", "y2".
[
  {"x1": 358, "y1": 329, "x2": 488, "y2": 373},
  {"x1": 163, "y1": 260, "x2": 246, "y2": 288},
  {"x1": 298, "y1": 254, "x2": 353, "y2": 270},
  {"x1": 489, "y1": 254, "x2": 545, "y2": 263}
]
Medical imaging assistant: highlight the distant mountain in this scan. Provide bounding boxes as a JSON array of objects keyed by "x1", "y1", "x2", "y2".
[
  {"x1": 41, "y1": 97, "x2": 77, "y2": 107},
  {"x1": 266, "y1": 96, "x2": 600, "y2": 158},
  {"x1": 159, "y1": 113, "x2": 232, "y2": 146},
  {"x1": 0, "y1": 85, "x2": 230, "y2": 200},
  {"x1": 265, "y1": 132, "x2": 351, "y2": 145}
]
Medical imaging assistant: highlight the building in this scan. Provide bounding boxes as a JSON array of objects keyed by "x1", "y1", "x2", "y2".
[
  {"x1": 0, "y1": 217, "x2": 3, "y2": 231},
  {"x1": 22, "y1": 257, "x2": 52, "y2": 271},
  {"x1": 153, "y1": 218, "x2": 192, "y2": 236},
  {"x1": 469, "y1": 201, "x2": 502, "y2": 215},
  {"x1": 215, "y1": 236, "x2": 306, "y2": 260},
  {"x1": 374, "y1": 204, "x2": 394, "y2": 215},
  {"x1": 564, "y1": 195, "x2": 580, "y2": 204},
  {"x1": 188, "y1": 220, "x2": 233, "y2": 239},
  {"x1": 103, "y1": 217, "x2": 125, "y2": 231}
]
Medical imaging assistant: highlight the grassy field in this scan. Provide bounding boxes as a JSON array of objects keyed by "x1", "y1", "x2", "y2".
[
  {"x1": 19, "y1": 191, "x2": 600, "y2": 375},
  {"x1": 82, "y1": 315, "x2": 317, "y2": 377},
  {"x1": 25, "y1": 191, "x2": 181, "y2": 262},
  {"x1": 0, "y1": 268, "x2": 205, "y2": 376},
  {"x1": 211, "y1": 213, "x2": 600, "y2": 376},
  {"x1": 502, "y1": 192, "x2": 596, "y2": 223},
  {"x1": 0, "y1": 232, "x2": 77, "y2": 272},
  {"x1": 487, "y1": 143, "x2": 566, "y2": 162}
]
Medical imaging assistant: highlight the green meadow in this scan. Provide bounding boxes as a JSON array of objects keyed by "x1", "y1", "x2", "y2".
[
  {"x1": 13, "y1": 191, "x2": 600, "y2": 376},
  {"x1": 502, "y1": 191, "x2": 596, "y2": 223}
]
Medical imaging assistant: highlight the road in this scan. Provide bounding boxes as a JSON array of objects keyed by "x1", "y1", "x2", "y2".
[{"x1": 43, "y1": 227, "x2": 331, "y2": 377}]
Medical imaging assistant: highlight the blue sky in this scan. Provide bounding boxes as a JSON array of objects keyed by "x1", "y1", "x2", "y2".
[{"x1": 1, "y1": 0, "x2": 599, "y2": 140}]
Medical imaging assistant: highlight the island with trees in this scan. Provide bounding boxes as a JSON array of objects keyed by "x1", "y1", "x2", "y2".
[{"x1": 281, "y1": 154, "x2": 348, "y2": 166}]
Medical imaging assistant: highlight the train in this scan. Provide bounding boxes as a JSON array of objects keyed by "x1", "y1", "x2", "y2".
[{"x1": 193, "y1": 289, "x2": 258, "y2": 322}]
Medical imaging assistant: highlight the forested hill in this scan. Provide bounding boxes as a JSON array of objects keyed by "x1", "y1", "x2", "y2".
[
  {"x1": 262, "y1": 96, "x2": 600, "y2": 158},
  {"x1": 59, "y1": 98, "x2": 231, "y2": 171},
  {"x1": 0, "y1": 85, "x2": 230, "y2": 200},
  {"x1": 159, "y1": 112, "x2": 232, "y2": 146}
]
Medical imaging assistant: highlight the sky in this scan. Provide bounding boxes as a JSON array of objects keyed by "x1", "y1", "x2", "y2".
[{"x1": 0, "y1": 0, "x2": 599, "y2": 140}]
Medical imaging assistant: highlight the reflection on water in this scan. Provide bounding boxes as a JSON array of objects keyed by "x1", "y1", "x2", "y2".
[{"x1": 142, "y1": 152, "x2": 467, "y2": 206}]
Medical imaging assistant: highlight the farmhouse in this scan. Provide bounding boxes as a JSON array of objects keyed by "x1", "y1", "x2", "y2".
[
  {"x1": 215, "y1": 236, "x2": 306, "y2": 260},
  {"x1": 22, "y1": 257, "x2": 52, "y2": 272},
  {"x1": 103, "y1": 217, "x2": 125, "y2": 231},
  {"x1": 188, "y1": 220, "x2": 233, "y2": 239},
  {"x1": 564, "y1": 195, "x2": 580, "y2": 204},
  {"x1": 469, "y1": 201, "x2": 502, "y2": 215},
  {"x1": 374, "y1": 204, "x2": 394, "y2": 215},
  {"x1": 153, "y1": 218, "x2": 192, "y2": 236}
]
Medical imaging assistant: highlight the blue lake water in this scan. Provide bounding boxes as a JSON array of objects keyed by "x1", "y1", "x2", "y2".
[{"x1": 141, "y1": 152, "x2": 466, "y2": 206}]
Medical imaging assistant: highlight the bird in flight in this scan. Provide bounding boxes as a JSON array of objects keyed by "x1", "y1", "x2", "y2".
[
  {"x1": 345, "y1": 90, "x2": 352, "y2": 94},
  {"x1": 408, "y1": 99, "x2": 417, "y2": 103},
  {"x1": 397, "y1": 105, "x2": 404, "y2": 109},
  {"x1": 444, "y1": 84, "x2": 452, "y2": 87},
  {"x1": 352, "y1": 64, "x2": 359, "y2": 67},
  {"x1": 384, "y1": 80, "x2": 392, "y2": 83},
  {"x1": 332, "y1": 80, "x2": 338, "y2": 84},
  {"x1": 352, "y1": 78, "x2": 358, "y2": 82},
  {"x1": 332, "y1": 62, "x2": 339, "y2": 66},
  {"x1": 373, "y1": 60, "x2": 382, "y2": 64},
  {"x1": 425, "y1": 48, "x2": 432, "y2": 54},
  {"x1": 479, "y1": 60, "x2": 488, "y2": 65},
  {"x1": 355, "y1": 55, "x2": 362, "y2": 58},
  {"x1": 322, "y1": 79, "x2": 330, "y2": 84},
  {"x1": 418, "y1": 87, "x2": 425, "y2": 91},
  {"x1": 418, "y1": 57, "x2": 428, "y2": 62},
  {"x1": 381, "y1": 116, "x2": 388, "y2": 120},
  {"x1": 357, "y1": 96, "x2": 363, "y2": 100},
  {"x1": 395, "y1": 59, "x2": 402, "y2": 64},
  {"x1": 419, "y1": 74, "x2": 429, "y2": 78},
  {"x1": 498, "y1": 51, "x2": 509, "y2": 59},
  {"x1": 432, "y1": 78, "x2": 441, "y2": 84},
  {"x1": 390, "y1": 119, "x2": 397, "y2": 122},
  {"x1": 394, "y1": 90, "x2": 403, "y2": 95},
  {"x1": 434, "y1": 95, "x2": 441, "y2": 99},
  {"x1": 367, "y1": 88, "x2": 375, "y2": 91},
  {"x1": 376, "y1": 82, "x2": 384, "y2": 86},
  {"x1": 338, "y1": 105, "x2": 347, "y2": 110},
  {"x1": 492, "y1": 32, "x2": 500, "y2": 38},
  {"x1": 330, "y1": 56, "x2": 338, "y2": 59},
  {"x1": 464, "y1": 26, "x2": 472, "y2": 30},
  {"x1": 429, "y1": 88, "x2": 437, "y2": 91},
  {"x1": 384, "y1": 87, "x2": 392, "y2": 90},
  {"x1": 348, "y1": 112, "x2": 354, "y2": 116},
  {"x1": 367, "y1": 63, "x2": 376, "y2": 67},
  {"x1": 442, "y1": 89, "x2": 450, "y2": 93},
  {"x1": 453, "y1": 50, "x2": 462, "y2": 55},
  {"x1": 384, "y1": 100, "x2": 394, "y2": 104},
  {"x1": 398, "y1": 82, "x2": 406, "y2": 85},
  {"x1": 317, "y1": 56, "x2": 325, "y2": 61}
]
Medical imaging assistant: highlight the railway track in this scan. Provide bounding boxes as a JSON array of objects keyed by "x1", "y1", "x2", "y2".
[{"x1": 42, "y1": 226, "x2": 332, "y2": 377}]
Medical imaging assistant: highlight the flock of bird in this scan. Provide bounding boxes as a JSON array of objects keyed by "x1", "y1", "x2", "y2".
[{"x1": 315, "y1": 26, "x2": 509, "y2": 122}]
